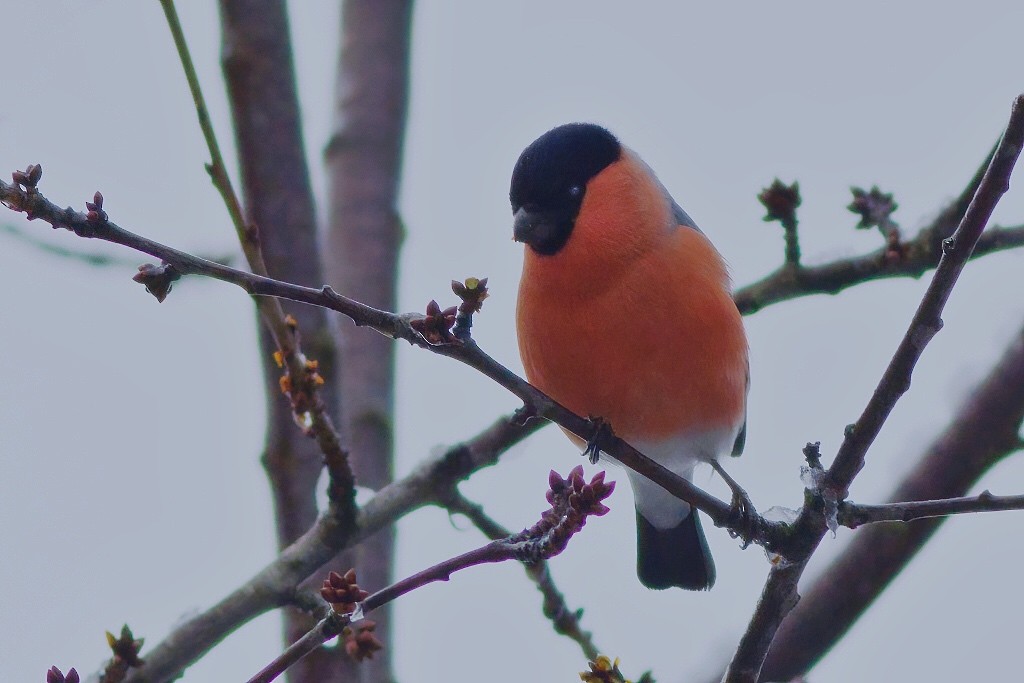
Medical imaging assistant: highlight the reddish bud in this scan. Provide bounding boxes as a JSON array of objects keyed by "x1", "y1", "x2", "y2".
[
  {"x1": 758, "y1": 179, "x2": 801, "y2": 225},
  {"x1": 344, "y1": 620, "x2": 384, "y2": 662}
]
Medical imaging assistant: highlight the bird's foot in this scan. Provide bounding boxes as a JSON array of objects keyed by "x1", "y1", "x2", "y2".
[
  {"x1": 710, "y1": 460, "x2": 758, "y2": 547},
  {"x1": 583, "y1": 416, "x2": 614, "y2": 465}
]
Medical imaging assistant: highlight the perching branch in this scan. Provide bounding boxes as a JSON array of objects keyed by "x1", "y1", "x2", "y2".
[
  {"x1": 5, "y1": 99, "x2": 1024, "y2": 683},
  {"x1": 4, "y1": 93, "x2": 1020, "y2": 550},
  {"x1": 0, "y1": 173, "x2": 758, "y2": 549},
  {"x1": 719, "y1": 93, "x2": 1024, "y2": 683}
]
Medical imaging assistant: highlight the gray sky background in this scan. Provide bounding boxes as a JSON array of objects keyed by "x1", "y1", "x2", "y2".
[{"x1": 3, "y1": 2, "x2": 1024, "y2": 682}]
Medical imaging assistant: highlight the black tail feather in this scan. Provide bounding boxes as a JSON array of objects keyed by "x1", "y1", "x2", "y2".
[{"x1": 636, "y1": 509, "x2": 716, "y2": 590}]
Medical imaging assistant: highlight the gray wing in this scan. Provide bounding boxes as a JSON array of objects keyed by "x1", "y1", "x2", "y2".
[
  {"x1": 638, "y1": 152, "x2": 701, "y2": 232},
  {"x1": 653, "y1": 164, "x2": 742, "y2": 452},
  {"x1": 731, "y1": 362, "x2": 750, "y2": 457},
  {"x1": 656, "y1": 168, "x2": 744, "y2": 453},
  {"x1": 670, "y1": 197, "x2": 701, "y2": 233}
]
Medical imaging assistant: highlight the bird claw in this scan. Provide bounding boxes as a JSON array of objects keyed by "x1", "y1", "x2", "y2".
[
  {"x1": 711, "y1": 460, "x2": 758, "y2": 547},
  {"x1": 583, "y1": 416, "x2": 613, "y2": 465},
  {"x1": 727, "y1": 488, "x2": 758, "y2": 548}
]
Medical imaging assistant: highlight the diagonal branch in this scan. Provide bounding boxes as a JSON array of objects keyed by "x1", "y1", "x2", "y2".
[
  {"x1": 161, "y1": 0, "x2": 356, "y2": 545},
  {"x1": 827, "y1": 96, "x2": 1024, "y2": 498},
  {"x1": 0, "y1": 175, "x2": 752, "y2": 545},
  {"x1": 247, "y1": 466, "x2": 614, "y2": 683},
  {"x1": 757, "y1": 319, "x2": 1024, "y2": 681},
  {"x1": 719, "y1": 93, "x2": 1024, "y2": 683},
  {"x1": 4, "y1": 98, "x2": 1023, "y2": 683},
  {"x1": 441, "y1": 488, "x2": 601, "y2": 661},
  {"x1": 95, "y1": 415, "x2": 536, "y2": 682}
]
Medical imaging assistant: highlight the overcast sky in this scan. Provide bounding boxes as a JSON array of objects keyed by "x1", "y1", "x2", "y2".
[{"x1": 3, "y1": 2, "x2": 1024, "y2": 682}]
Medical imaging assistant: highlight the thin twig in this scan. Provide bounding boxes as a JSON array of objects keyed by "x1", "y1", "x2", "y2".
[
  {"x1": 734, "y1": 222, "x2": 1024, "y2": 315},
  {"x1": 246, "y1": 467, "x2": 613, "y2": 683},
  {"x1": 442, "y1": 488, "x2": 601, "y2": 661},
  {"x1": 97, "y1": 415, "x2": 533, "y2": 683},
  {"x1": 160, "y1": 0, "x2": 249, "y2": 252},
  {"x1": 0, "y1": 223, "x2": 196, "y2": 267},
  {"x1": 246, "y1": 612, "x2": 350, "y2": 683},
  {"x1": 840, "y1": 490, "x2": 1024, "y2": 527},
  {"x1": 160, "y1": 0, "x2": 356, "y2": 523}
]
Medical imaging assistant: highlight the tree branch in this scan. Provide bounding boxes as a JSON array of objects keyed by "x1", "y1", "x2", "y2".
[
  {"x1": 840, "y1": 489, "x2": 1024, "y2": 527},
  {"x1": 0, "y1": 174, "x2": 758, "y2": 548},
  {"x1": 734, "y1": 222, "x2": 1024, "y2": 315},
  {"x1": 827, "y1": 95, "x2": 1024, "y2": 498},
  {"x1": 323, "y1": 0, "x2": 413, "y2": 679},
  {"x1": 214, "y1": 1, "x2": 349, "y2": 678},
  {"x1": 5, "y1": 96, "x2": 1023, "y2": 683},
  {"x1": 89, "y1": 415, "x2": 535, "y2": 682},
  {"x1": 757, "y1": 320, "x2": 1024, "y2": 681},
  {"x1": 718, "y1": 93, "x2": 1024, "y2": 683},
  {"x1": 247, "y1": 466, "x2": 614, "y2": 683},
  {"x1": 734, "y1": 140, "x2": 1014, "y2": 316},
  {"x1": 441, "y1": 488, "x2": 601, "y2": 661}
]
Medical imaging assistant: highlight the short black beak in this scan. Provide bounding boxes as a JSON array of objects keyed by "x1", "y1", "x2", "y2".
[
  {"x1": 512, "y1": 207, "x2": 570, "y2": 256},
  {"x1": 512, "y1": 207, "x2": 537, "y2": 243}
]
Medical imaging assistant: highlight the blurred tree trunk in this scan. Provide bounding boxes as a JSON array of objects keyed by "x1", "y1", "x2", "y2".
[
  {"x1": 218, "y1": 2, "x2": 344, "y2": 681},
  {"x1": 323, "y1": 1, "x2": 413, "y2": 682}
]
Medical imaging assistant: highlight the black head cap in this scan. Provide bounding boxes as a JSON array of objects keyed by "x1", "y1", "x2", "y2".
[{"x1": 510, "y1": 123, "x2": 621, "y2": 255}]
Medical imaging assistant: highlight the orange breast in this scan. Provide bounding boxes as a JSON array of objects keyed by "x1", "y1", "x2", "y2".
[{"x1": 516, "y1": 226, "x2": 747, "y2": 442}]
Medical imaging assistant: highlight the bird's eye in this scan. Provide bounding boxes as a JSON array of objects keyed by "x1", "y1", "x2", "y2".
[{"x1": 568, "y1": 185, "x2": 583, "y2": 199}]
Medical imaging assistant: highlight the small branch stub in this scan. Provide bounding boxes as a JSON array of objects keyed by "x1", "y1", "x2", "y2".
[
  {"x1": 132, "y1": 262, "x2": 181, "y2": 303},
  {"x1": 848, "y1": 185, "x2": 899, "y2": 234},
  {"x1": 100, "y1": 624, "x2": 145, "y2": 683},
  {"x1": 319, "y1": 570, "x2": 384, "y2": 662},
  {"x1": 86, "y1": 191, "x2": 107, "y2": 224},
  {"x1": 848, "y1": 186, "x2": 905, "y2": 263},
  {"x1": 580, "y1": 655, "x2": 652, "y2": 683},
  {"x1": 409, "y1": 300, "x2": 457, "y2": 344},
  {"x1": 321, "y1": 568, "x2": 369, "y2": 615},
  {"x1": 452, "y1": 276, "x2": 489, "y2": 339},
  {"x1": 12, "y1": 163, "x2": 42, "y2": 194},
  {"x1": 759, "y1": 179, "x2": 802, "y2": 266}
]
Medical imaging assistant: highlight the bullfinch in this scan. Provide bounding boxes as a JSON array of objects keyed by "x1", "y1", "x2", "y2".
[{"x1": 511, "y1": 123, "x2": 748, "y2": 590}]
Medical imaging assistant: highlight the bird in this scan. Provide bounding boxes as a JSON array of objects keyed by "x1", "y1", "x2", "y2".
[{"x1": 511, "y1": 122, "x2": 748, "y2": 590}]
